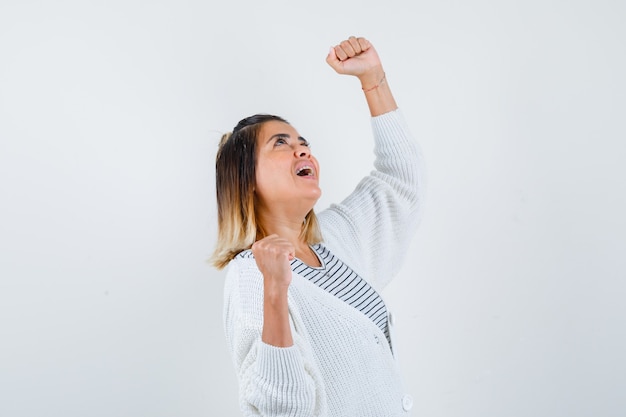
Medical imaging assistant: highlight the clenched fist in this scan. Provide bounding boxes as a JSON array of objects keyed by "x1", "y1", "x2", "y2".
[
  {"x1": 326, "y1": 36, "x2": 384, "y2": 86},
  {"x1": 251, "y1": 234, "x2": 295, "y2": 292}
]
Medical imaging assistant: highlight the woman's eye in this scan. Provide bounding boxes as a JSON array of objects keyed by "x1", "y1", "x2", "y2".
[{"x1": 274, "y1": 138, "x2": 287, "y2": 146}]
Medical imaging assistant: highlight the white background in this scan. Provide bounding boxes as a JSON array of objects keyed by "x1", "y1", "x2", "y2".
[{"x1": 1, "y1": 0, "x2": 625, "y2": 416}]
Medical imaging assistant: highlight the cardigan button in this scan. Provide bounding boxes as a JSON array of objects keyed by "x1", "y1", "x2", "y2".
[{"x1": 402, "y1": 394, "x2": 413, "y2": 411}]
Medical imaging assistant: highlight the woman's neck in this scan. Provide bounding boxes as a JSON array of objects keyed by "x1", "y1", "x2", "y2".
[
  {"x1": 256, "y1": 209, "x2": 320, "y2": 266},
  {"x1": 257, "y1": 211, "x2": 305, "y2": 245}
]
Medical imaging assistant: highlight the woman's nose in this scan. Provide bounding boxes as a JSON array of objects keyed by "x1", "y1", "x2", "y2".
[{"x1": 294, "y1": 145, "x2": 310, "y2": 158}]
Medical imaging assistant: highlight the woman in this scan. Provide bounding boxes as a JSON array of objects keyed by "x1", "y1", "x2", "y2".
[{"x1": 212, "y1": 36, "x2": 425, "y2": 416}]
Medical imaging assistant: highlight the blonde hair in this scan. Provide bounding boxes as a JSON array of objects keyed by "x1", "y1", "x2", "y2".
[{"x1": 210, "y1": 114, "x2": 322, "y2": 269}]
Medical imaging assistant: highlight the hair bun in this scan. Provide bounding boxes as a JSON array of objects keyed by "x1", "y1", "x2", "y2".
[{"x1": 219, "y1": 132, "x2": 232, "y2": 148}]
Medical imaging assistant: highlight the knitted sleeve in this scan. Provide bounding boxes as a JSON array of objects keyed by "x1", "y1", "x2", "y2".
[
  {"x1": 318, "y1": 109, "x2": 426, "y2": 291},
  {"x1": 223, "y1": 259, "x2": 326, "y2": 417}
]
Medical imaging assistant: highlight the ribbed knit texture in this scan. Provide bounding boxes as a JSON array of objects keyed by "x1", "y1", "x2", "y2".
[{"x1": 223, "y1": 109, "x2": 425, "y2": 416}]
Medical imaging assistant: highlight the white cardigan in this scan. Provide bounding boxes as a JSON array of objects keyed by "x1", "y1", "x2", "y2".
[{"x1": 223, "y1": 109, "x2": 425, "y2": 417}]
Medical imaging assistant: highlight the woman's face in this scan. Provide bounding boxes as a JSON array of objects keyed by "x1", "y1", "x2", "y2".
[{"x1": 254, "y1": 120, "x2": 321, "y2": 212}]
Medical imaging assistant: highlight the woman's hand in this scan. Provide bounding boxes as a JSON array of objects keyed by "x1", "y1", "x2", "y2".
[
  {"x1": 326, "y1": 35, "x2": 397, "y2": 116},
  {"x1": 252, "y1": 234, "x2": 295, "y2": 293},
  {"x1": 326, "y1": 36, "x2": 385, "y2": 89},
  {"x1": 253, "y1": 234, "x2": 295, "y2": 347}
]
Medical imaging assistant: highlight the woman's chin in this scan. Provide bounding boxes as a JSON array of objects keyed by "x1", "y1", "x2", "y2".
[{"x1": 308, "y1": 188, "x2": 322, "y2": 202}]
